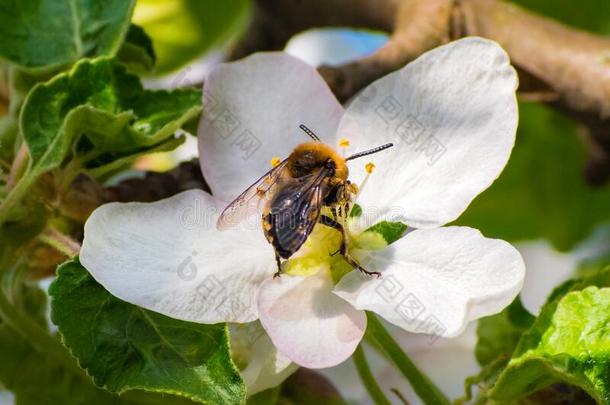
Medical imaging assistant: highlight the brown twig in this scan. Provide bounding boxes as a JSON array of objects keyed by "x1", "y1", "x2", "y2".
[{"x1": 59, "y1": 160, "x2": 209, "y2": 223}]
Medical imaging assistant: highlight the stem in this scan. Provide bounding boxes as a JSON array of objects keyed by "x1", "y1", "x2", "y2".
[
  {"x1": 353, "y1": 344, "x2": 392, "y2": 405},
  {"x1": 365, "y1": 312, "x2": 450, "y2": 405},
  {"x1": 8, "y1": 143, "x2": 28, "y2": 188},
  {"x1": 39, "y1": 228, "x2": 80, "y2": 257},
  {"x1": 0, "y1": 283, "x2": 86, "y2": 377}
]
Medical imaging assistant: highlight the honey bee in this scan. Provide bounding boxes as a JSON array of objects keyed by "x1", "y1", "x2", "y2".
[{"x1": 217, "y1": 124, "x2": 393, "y2": 277}]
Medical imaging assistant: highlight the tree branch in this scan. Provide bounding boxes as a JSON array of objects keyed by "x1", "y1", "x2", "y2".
[
  {"x1": 229, "y1": 0, "x2": 610, "y2": 184},
  {"x1": 318, "y1": 0, "x2": 453, "y2": 102}
]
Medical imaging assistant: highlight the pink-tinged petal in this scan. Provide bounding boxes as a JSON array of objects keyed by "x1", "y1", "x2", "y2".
[
  {"x1": 334, "y1": 227, "x2": 525, "y2": 337},
  {"x1": 198, "y1": 52, "x2": 344, "y2": 202},
  {"x1": 81, "y1": 190, "x2": 275, "y2": 323},
  {"x1": 338, "y1": 37, "x2": 518, "y2": 228},
  {"x1": 257, "y1": 270, "x2": 366, "y2": 368}
]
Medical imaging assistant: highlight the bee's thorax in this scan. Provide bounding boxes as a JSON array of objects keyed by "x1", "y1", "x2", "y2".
[{"x1": 287, "y1": 142, "x2": 348, "y2": 180}]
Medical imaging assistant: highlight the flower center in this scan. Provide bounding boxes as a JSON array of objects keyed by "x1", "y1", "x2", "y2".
[{"x1": 283, "y1": 161, "x2": 384, "y2": 283}]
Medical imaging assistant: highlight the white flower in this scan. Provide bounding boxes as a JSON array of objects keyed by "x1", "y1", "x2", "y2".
[{"x1": 80, "y1": 38, "x2": 525, "y2": 373}]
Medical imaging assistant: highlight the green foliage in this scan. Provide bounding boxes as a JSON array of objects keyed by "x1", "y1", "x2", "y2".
[
  {"x1": 21, "y1": 57, "x2": 199, "y2": 174},
  {"x1": 492, "y1": 286, "x2": 610, "y2": 403},
  {"x1": 458, "y1": 103, "x2": 610, "y2": 251},
  {"x1": 469, "y1": 267, "x2": 610, "y2": 403},
  {"x1": 117, "y1": 24, "x2": 157, "y2": 73},
  {"x1": 364, "y1": 221, "x2": 408, "y2": 245},
  {"x1": 349, "y1": 203, "x2": 362, "y2": 218},
  {"x1": 510, "y1": 0, "x2": 610, "y2": 35},
  {"x1": 133, "y1": 0, "x2": 250, "y2": 74},
  {"x1": 475, "y1": 297, "x2": 535, "y2": 367},
  {"x1": 0, "y1": 0, "x2": 135, "y2": 70},
  {"x1": 49, "y1": 258, "x2": 246, "y2": 404},
  {"x1": 0, "y1": 57, "x2": 200, "y2": 224},
  {"x1": 0, "y1": 283, "x2": 200, "y2": 405}
]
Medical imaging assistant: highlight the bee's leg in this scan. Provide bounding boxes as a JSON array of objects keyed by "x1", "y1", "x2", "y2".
[
  {"x1": 343, "y1": 254, "x2": 381, "y2": 278},
  {"x1": 319, "y1": 215, "x2": 381, "y2": 277},
  {"x1": 273, "y1": 252, "x2": 282, "y2": 279}
]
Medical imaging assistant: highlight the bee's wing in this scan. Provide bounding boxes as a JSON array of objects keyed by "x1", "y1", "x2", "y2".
[
  {"x1": 269, "y1": 167, "x2": 331, "y2": 256},
  {"x1": 216, "y1": 159, "x2": 289, "y2": 230}
]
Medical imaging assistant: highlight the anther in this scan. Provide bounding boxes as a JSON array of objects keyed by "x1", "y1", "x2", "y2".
[{"x1": 270, "y1": 156, "x2": 281, "y2": 167}]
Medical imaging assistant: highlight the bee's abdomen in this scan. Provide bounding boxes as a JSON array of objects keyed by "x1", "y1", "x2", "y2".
[{"x1": 262, "y1": 182, "x2": 321, "y2": 259}]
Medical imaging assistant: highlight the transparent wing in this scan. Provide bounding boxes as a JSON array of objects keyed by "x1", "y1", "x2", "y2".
[{"x1": 216, "y1": 159, "x2": 289, "y2": 230}]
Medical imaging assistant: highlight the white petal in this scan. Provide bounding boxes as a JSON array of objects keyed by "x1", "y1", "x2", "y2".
[
  {"x1": 230, "y1": 323, "x2": 298, "y2": 396},
  {"x1": 334, "y1": 227, "x2": 525, "y2": 337},
  {"x1": 80, "y1": 190, "x2": 275, "y2": 323},
  {"x1": 257, "y1": 270, "x2": 366, "y2": 369},
  {"x1": 198, "y1": 52, "x2": 344, "y2": 202},
  {"x1": 338, "y1": 37, "x2": 518, "y2": 228}
]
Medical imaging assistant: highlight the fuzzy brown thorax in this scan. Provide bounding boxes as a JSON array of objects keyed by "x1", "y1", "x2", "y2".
[{"x1": 287, "y1": 142, "x2": 348, "y2": 182}]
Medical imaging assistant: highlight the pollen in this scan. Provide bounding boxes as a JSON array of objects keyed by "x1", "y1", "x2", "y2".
[
  {"x1": 270, "y1": 156, "x2": 281, "y2": 167},
  {"x1": 338, "y1": 138, "x2": 350, "y2": 148},
  {"x1": 365, "y1": 162, "x2": 375, "y2": 174}
]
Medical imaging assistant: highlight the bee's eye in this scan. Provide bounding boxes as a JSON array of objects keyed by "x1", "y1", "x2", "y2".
[{"x1": 325, "y1": 160, "x2": 335, "y2": 169}]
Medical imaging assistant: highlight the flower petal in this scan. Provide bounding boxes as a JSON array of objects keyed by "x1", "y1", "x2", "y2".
[
  {"x1": 230, "y1": 322, "x2": 298, "y2": 396},
  {"x1": 334, "y1": 227, "x2": 525, "y2": 337},
  {"x1": 257, "y1": 270, "x2": 366, "y2": 368},
  {"x1": 198, "y1": 52, "x2": 344, "y2": 202},
  {"x1": 338, "y1": 37, "x2": 518, "y2": 228},
  {"x1": 80, "y1": 190, "x2": 275, "y2": 323}
]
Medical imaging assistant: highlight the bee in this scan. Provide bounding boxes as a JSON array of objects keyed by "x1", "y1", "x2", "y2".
[{"x1": 217, "y1": 124, "x2": 393, "y2": 277}]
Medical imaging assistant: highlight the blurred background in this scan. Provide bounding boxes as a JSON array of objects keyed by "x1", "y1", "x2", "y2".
[{"x1": 1, "y1": 0, "x2": 610, "y2": 404}]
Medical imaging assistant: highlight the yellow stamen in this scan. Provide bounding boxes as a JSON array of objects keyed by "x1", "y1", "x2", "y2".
[
  {"x1": 339, "y1": 138, "x2": 350, "y2": 148},
  {"x1": 353, "y1": 162, "x2": 375, "y2": 205},
  {"x1": 270, "y1": 156, "x2": 281, "y2": 167}
]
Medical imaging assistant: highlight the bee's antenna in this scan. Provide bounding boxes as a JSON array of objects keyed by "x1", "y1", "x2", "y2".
[
  {"x1": 299, "y1": 124, "x2": 320, "y2": 141},
  {"x1": 345, "y1": 143, "x2": 394, "y2": 161}
]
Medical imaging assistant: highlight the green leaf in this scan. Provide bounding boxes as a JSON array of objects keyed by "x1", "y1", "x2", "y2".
[
  {"x1": 349, "y1": 203, "x2": 362, "y2": 218},
  {"x1": 364, "y1": 221, "x2": 408, "y2": 245},
  {"x1": 0, "y1": 285, "x2": 199, "y2": 404},
  {"x1": 133, "y1": 0, "x2": 250, "y2": 74},
  {"x1": 490, "y1": 268, "x2": 610, "y2": 403},
  {"x1": 0, "y1": 0, "x2": 135, "y2": 70},
  {"x1": 463, "y1": 357, "x2": 508, "y2": 404},
  {"x1": 21, "y1": 58, "x2": 200, "y2": 171},
  {"x1": 117, "y1": 24, "x2": 157, "y2": 73},
  {"x1": 49, "y1": 258, "x2": 246, "y2": 405},
  {"x1": 475, "y1": 296, "x2": 535, "y2": 367},
  {"x1": 458, "y1": 103, "x2": 610, "y2": 251},
  {"x1": 0, "y1": 57, "x2": 201, "y2": 224},
  {"x1": 0, "y1": 322, "x2": 202, "y2": 404}
]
